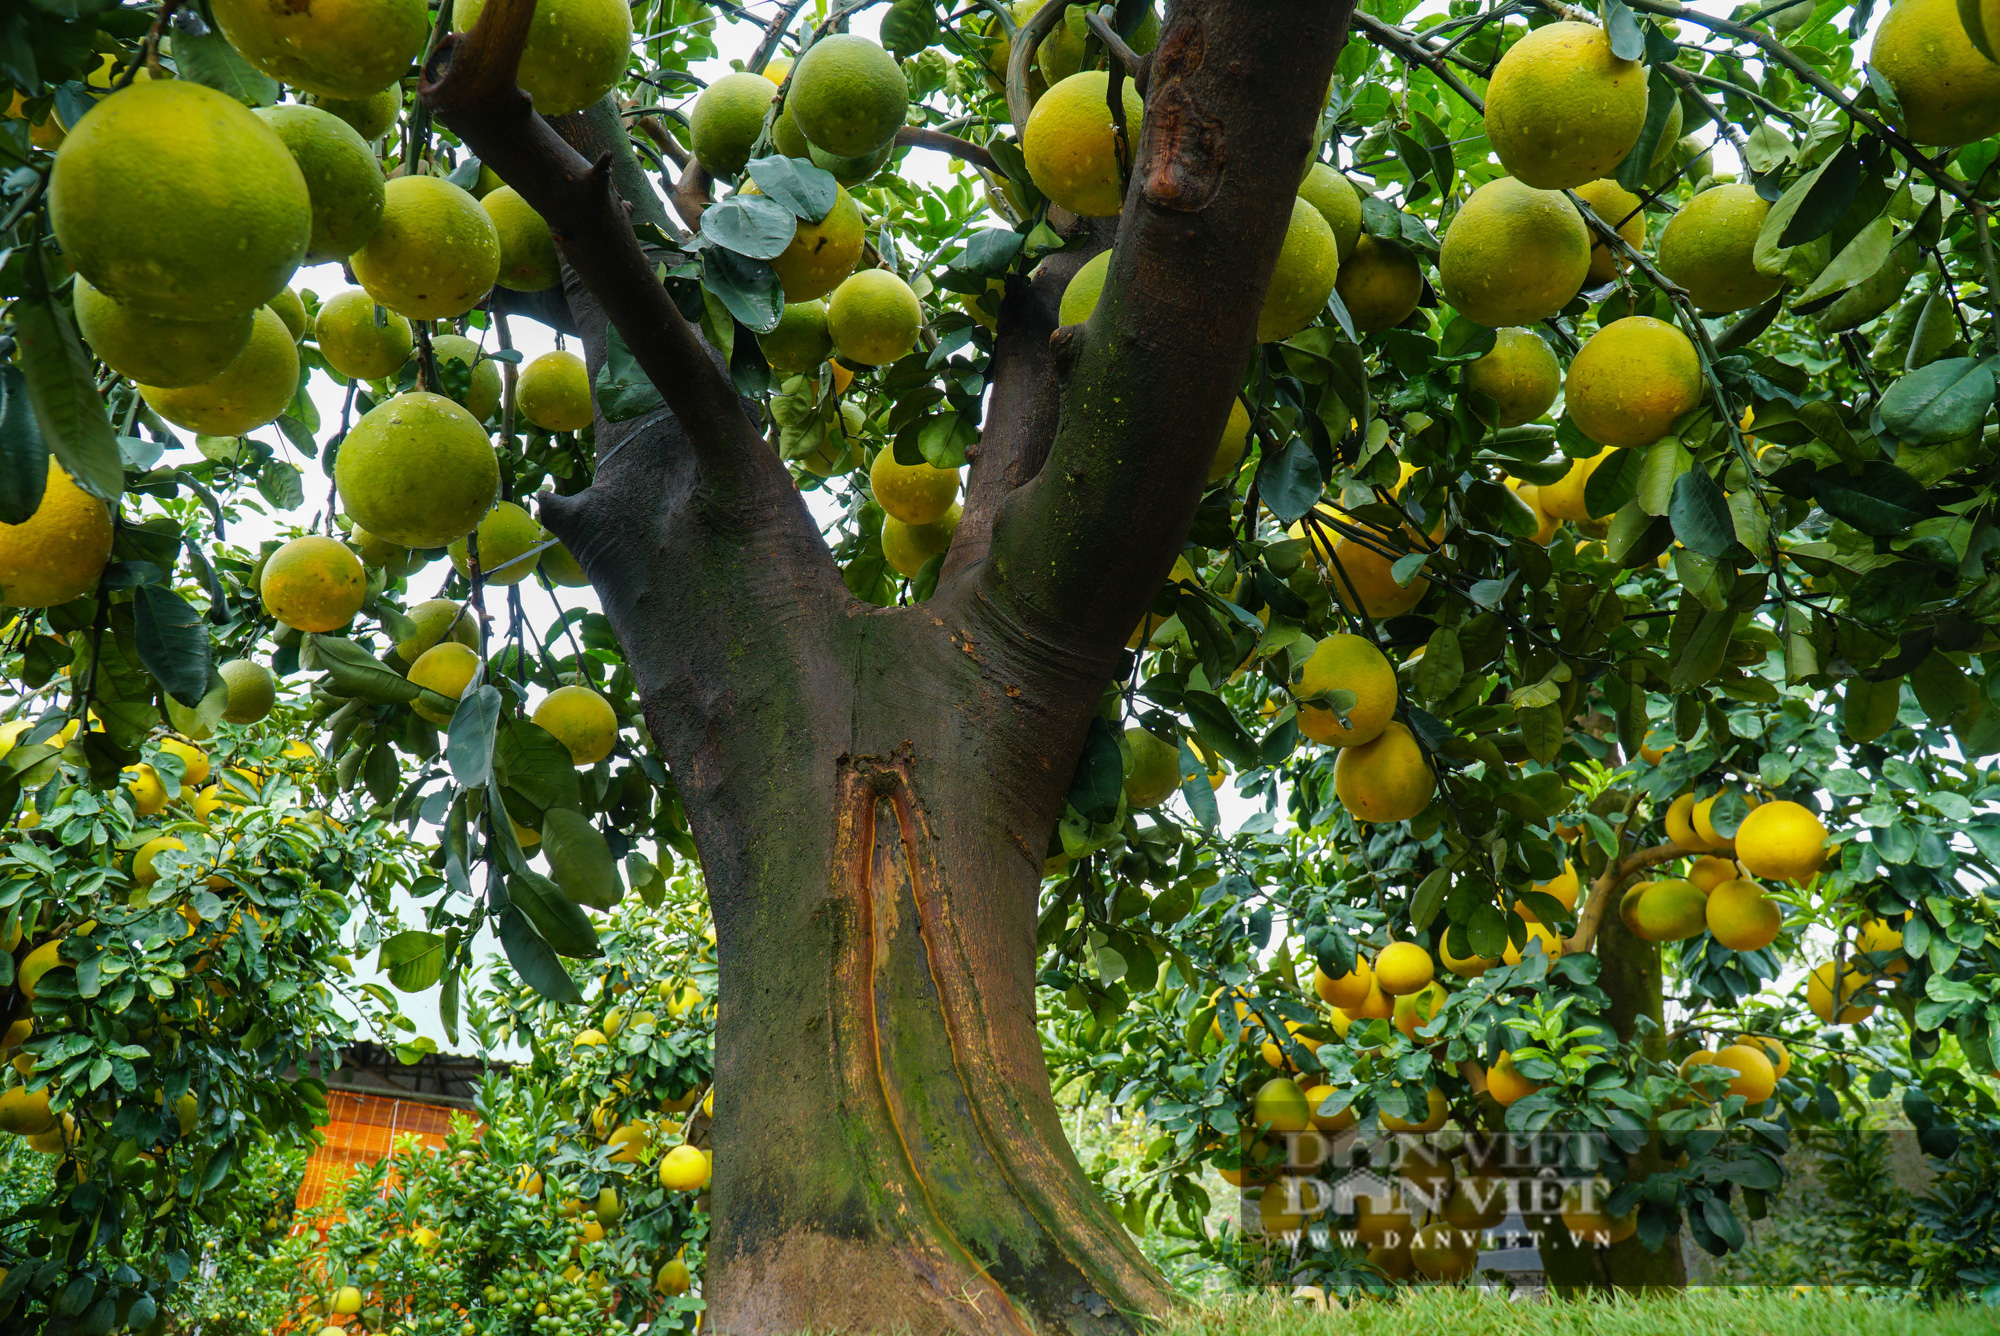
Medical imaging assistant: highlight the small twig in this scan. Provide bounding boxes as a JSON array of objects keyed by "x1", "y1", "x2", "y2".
[
  {"x1": 1083, "y1": 8, "x2": 1147, "y2": 79},
  {"x1": 893, "y1": 125, "x2": 1000, "y2": 174},
  {"x1": 635, "y1": 114, "x2": 691, "y2": 169}
]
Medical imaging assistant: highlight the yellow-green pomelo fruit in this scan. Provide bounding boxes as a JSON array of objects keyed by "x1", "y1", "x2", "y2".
[
  {"x1": 210, "y1": 0, "x2": 429, "y2": 100},
  {"x1": 483, "y1": 186, "x2": 560, "y2": 292},
  {"x1": 1572, "y1": 179, "x2": 1646, "y2": 285},
  {"x1": 453, "y1": 0, "x2": 633, "y2": 116},
  {"x1": 1059, "y1": 250, "x2": 1110, "y2": 326},
  {"x1": 1210, "y1": 399, "x2": 1251, "y2": 483},
  {"x1": 219, "y1": 658, "x2": 278, "y2": 724},
  {"x1": 1300, "y1": 163, "x2": 1363, "y2": 261},
  {"x1": 1657, "y1": 183, "x2": 1783, "y2": 314},
  {"x1": 1962, "y1": 0, "x2": 2000, "y2": 58},
  {"x1": 752, "y1": 182, "x2": 863, "y2": 302},
  {"x1": 870, "y1": 449, "x2": 959, "y2": 525},
  {"x1": 518, "y1": 350, "x2": 593, "y2": 432},
  {"x1": 0, "y1": 460, "x2": 114, "y2": 608},
  {"x1": 690, "y1": 71, "x2": 778, "y2": 177},
  {"x1": 1023, "y1": 71, "x2": 1145, "y2": 217},
  {"x1": 787, "y1": 33, "x2": 909, "y2": 157},
  {"x1": 350, "y1": 524, "x2": 414, "y2": 573},
  {"x1": 336, "y1": 391, "x2": 499, "y2": 548},
  {"x1": 449, "y1": 501, "x2": 544, "y2": 585},
  {"x1": 828, "y1": 269, "x2": 923, "y2": 366},
  {"x1": 73, "y1": 275, "x2": 252, "y2": 389},
  {"x1": 882, "y1": 503, "x2": 961, "y2": 577},
  {"x1": 1873, "y1": 0, "x2": 2000, "y2": 146},
  {"x1": 408, "y1": 642, "x2": 480, "y2": 724},
  {"x1": 1122, "y1": 726, "x2": 1181, "y2": 809},
  {"x1": 397, "y1": 598, "x2": 482, "y2": 661},
  {"x1": 807, "y1": 138, "x2": 895, "y2": 188},
  {"x1": 260, "y1": 534, "x2": 366, "y2": 633},
  {"x1": 1633, "y1": 878, "x2": 1708, "y2": 942},
  {"x1": 534, "y1": 684, "x2": 619, "y2": 765},
  {"x1": 432, "y1": 334, "x2": 503, "y2": 424},
  {"x1": 141, "y1": 306, "x2": 300, "y2": 436},
  {"x1": 1567, "y1": 316, "x2": 1704, "y2": 449},
  {"x1": 269, "y1": 287, "x2": 308, "y2": 340},
  {"x1": 1484, "y1": 21, "x2": 1649, "y2": 190},
  {"x1": 1463, "y1": 327, "x2": 1560, "y2": 428},
  {"x1": 759, "y1": 300, "x2": 833, "y2": 372},
  {"x1": 51, "y1": 81, "x2": 310, "y2": 321},
  {"x1": 1259, "y1": 197, "x2": 1340, "y2": 343},
  {"x1": 1334, "y1": 234, "x2": 1423, "y2": 333},
  {"x1": 772, "y1": 102, "x2": 812, "y2": 159},
  {"x1": 540, "y1": 532, "x2": 589, "y2": 586},
  {"x1": 351, "y1": 174, "x2": 501, "y2": 320},
  {"x1": 309, "y1": 86, "x2": 402, "y2": 141},
  {"x1": 1295, "y1": 633, "x2": 1397, "y2": 747},
  {"x1": 798, "y1": 400, "x2": 866, "y2": 476},
  {"x1": 1438, "y1": 177, "x2": 1589, "y2": 328},
  {"x1": 254, "y1": 104, "x2": 386, "y2": 263},
  {"x1": 314, "y1": 289, "x2": 412, "y2": 381}
]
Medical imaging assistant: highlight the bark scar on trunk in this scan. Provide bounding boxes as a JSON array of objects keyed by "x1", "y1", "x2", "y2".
[{"x1": 1140, "y1": 26, "x2": 1225, "y2": 211}]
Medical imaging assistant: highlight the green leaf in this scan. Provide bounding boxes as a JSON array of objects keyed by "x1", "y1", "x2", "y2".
[
  {"x1": 954, "y1": 228, "x2": 1025, "y2": 278},
  {"x1": 1670, "y1": 608, "x2": 1735, "y2": 691},
  {"x1": 699, "y1": 193, "x2": 801, "y2": 260},
  {"x1": 1812, "y1": 462, "x2": 1937, "y2": 536},
  {"x1": 542, "y1": 808, "x2": 621, "y2": 911},
  {"x1": 1793, "y1": 215, "x2": 1893, "y2": 310},
  {"x1": 377, "y1": 930, "x2": 446, "y2": 993},
  {"x1": 13, "y1": 293, "x2": 121, "y2": 502},
  {"x1": 594, "y1": 325, "x2": 666, "y2": 423},
  {"x1": 1185, "y1": 689, "x2": 1260, "y2": 769},
  {"x1": 169, "y1": 28, "x2": 278, "y2": 106},
  {"x1": 495, "y1": 717, "x2": 583, "y2": 826},
  {"x1": 508, "y1": 871, "x2": 603, "y2": 959},
  {"x1": 744, "y1": 155, "x2": 838, "y2": 223},
  {"x1": 1668, "y1": 468, "x2": 1739, "y2": 560},
  {"x1": 257, "y1": 458, "x2": 304, "y2": 511},
  {"x1": 0, "y1": 365, "x2": 50, "y2": 525},
  {"x1": 447, "y1": 684, "x2": 501, "y2": 789},
  {"x1": 1067, "y1": 715, "x2": 1123, "y2": 824},
  {"x1": 1415, "y1": 626, "x2": 1463, "y2": 703},
  {"x1": 1761, "y1": 143, "x2": 1861, "y2": 252},
  {"x1": 1177, "y1": 735, "x2": 1220, "y2": 830},
  {"x1": 701, "y1": 247, "x2": 784, "y2": 334},
  {"x1": 1614, "y1": 67, "x2": 1678, "y2": 193},
  {"x1": 1636, "y1": 435, "x2": 1689, "y2": 516},
  {"x1": 1583, "y1": 443, "x2": 1644, "y2": 519},
  {"x1": 1409, "y1": 868, "x2": 1448, "y2": 932},
  {"x1": 305, "y1": 633, "x2": 423, "y2": 706},
  {"x1": 1519, "y1": 704, "x2": 1563, "y2": 763},
  {"x1": 1878, "y1": 357, "x2": 1995, "y2": 445},
  {"x1": 1253, "y1": 435, "x2": 1323, "y2": 525},
  {"x1": 497, "y1": 906, "x2": 584, "y2": 1003},
  {"x1": 132, "y1": 585, "x2": 211, "y2": 707}
]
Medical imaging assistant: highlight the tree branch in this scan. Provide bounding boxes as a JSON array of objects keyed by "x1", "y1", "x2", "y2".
[{"x1": 894, "y1": 125, "x2": 1000, "y2": 173}]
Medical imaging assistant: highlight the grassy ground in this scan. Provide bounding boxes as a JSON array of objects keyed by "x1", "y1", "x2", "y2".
[{"x1": 1163, "y1": 1288, "x2": 2000, "y2": 1335}]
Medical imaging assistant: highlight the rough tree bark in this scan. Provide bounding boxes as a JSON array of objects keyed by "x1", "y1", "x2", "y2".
[{"x1": 424, "y1": 3, "x2": 1354, "y2": 1329}]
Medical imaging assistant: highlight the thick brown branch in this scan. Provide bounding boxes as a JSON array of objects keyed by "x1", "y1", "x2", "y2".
[
  {"x1": 894, "y1": 125, "x2": 1000, "y2": 174},
  {"x1": 671, "y1": 160, "x2": 715, "y2": 233}
]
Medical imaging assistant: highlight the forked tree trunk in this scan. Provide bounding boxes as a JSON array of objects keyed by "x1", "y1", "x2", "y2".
[{"x1": 427, "y1": 3, "x2": 1356, "y2": 1328}]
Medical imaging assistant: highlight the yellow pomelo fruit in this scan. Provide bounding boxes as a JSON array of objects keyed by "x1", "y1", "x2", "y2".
[
  {"x1": 1706, "y1": 878, "x2": 1783, "y2": 951},
  {"x1": 1809, "y1": 961, "x2": 1875, "y2": 1023},
  {"x1": 1559, "y1": 1183, "x2": 1636, "y2": 1242},
  {"x1": 1441, "y1": 931, "x2": 1497, "y2": 977},
  {"x1": 219, "y1": 658, "x2": 278, "y2": 724},
  {"x1": 0, "y1": 459, "x2": 114, "y2": 608},
  {"x1": 1393, "y1": 981, "x2": 1447, "y2": 1043},
  {"x1": 261, "y1": 534, "x2": 366, "y2": 633},
  {"x1": 1304, "y1": 1084, "x2": 1357, "y2": 1133},
  {"x1": 870, "y1": 449, "x2": 959, "y2": 525},
  {"x1": 133, "y1": 835, "x2": 186, "y2": 888},
  {"x1": 1873, "y1": 0, "x2": 2000, "y2": 145},
  {"x1": 0, "y1": 1086, "x2": 55, "y2": 1135},
  {"x1": 155, "y1": 737, "x2": 210, "y2": 789},
  {"x1": 690, "y1": 71, "x2": 779, "y2": 176},
  {"x1": 408, "y1": 642, "x2": 480, "y2": 724},
  {"x1": 787, "y1": 33, "x2": 908, "y2": 157},
  {"x1": 1618, "y1": 882, "x2": 1652, "y2": 935},
  {"x1": 1259, "y1": 196, "x2": 1340, "y2": 343},
  {"x1": 1023, "y1": 71, "x2": 1145, "y2": 217},
  {"x1": 540, "y1": 531, "x2": 589, "y2": 586},
  {"x1": 1314, "y1": 955, "x2": 1372, "y2": 1009},
  {"x1": 453, "y1": 0, "x2": 633, "y2": 116},
  {"x1": 1693, "y1": 790, "x2": 1758, "y2": 849},
  {"x1": 1381, "y1": 1085, "x2": 1447, "y2": 1134},
  {"x1": 1632, "y1": 878, "x2": 1707, "y2": 942},
  {"x1": 142, "y1": 306, "x2": 299, "y2": 436},
  {"x1": 1059, "y1": 249, "x2": 1110, "y2": 326},
  {"x1": 534, "y1": 684, "x2": 619, "y2": 765},
  {"x1": 1710, "y1": 1042, "x2": 1778, "y2": 1102},
  {"x1": 449, "y1": 501, "x2": 544, "y2": 585},
  {"x1": 881, "y1": 502, "x2": 960, "y2": 576},
  {"x1": 308, "y1": 86, "x2": 403, "y2": 141},
  {"x1": 1122, "y1": 726, "x2": 1180, "y2": 809},
  {"x1": 397, "y1": 598, "x2": 482, "y2": 662},
  {"x1": 1335, "y1": 722, "x2": 1433, "y2": 824},
  {"x1": 1738, "y1": 1034, "x2": 1791, "y2": 1079},
  {"x1": 1733, "y1": 799, "x2": 1827, "y2": 883},
  {"x1": 518, "y1": 350, "x2": 593, "y2": 432},
  {"x1": 1959, "y1": 0, "x2": 2000, "y2": 58},
  {"x1": 656, "y1": 1258, "x2": 691, "y2": 1296},
  {"x1": 125, "y1": 763, "x2": 169, "y2": 816},
  {"x1": 1291, "y1": 506, "x2": 1429, "y2": 618},
  {"x1": 759, "y1": 300, "x2": 833, "y2": 372},
  {"x1": 1505, "y1": 478, "x2": 1557, "y2": 544},
  {"x1": 254, "y1": 104, "x2": 386, "y2": 263},
  {"x1": 19, "y1": 939, "x2": 64, "y2": 1001},
  {"x1": 1210, "y1": 399, "x2": 1251, "y2": 483},
  {"x1": 1294, "y1": 633, "x2": 1396, "y2": 747},
  {"x1": 73, "y1": 275, "x2": 252, "y2": 389},
  {"x1": 329, "y1": 1284, "x2": 365, "y2": 1317},
  {"x1": 1567, "y1": 316, "x2": 1703, "y2": 449},
  {"x1": 828, "y1": 269, "x2": 923, "y2": 366},
  {"x1": 1504, "y1": 921, "x2": 1564, "y2": 966},
  {"x1": 1128, "y1": 553, "x2": 1193, "y2": 650},
  {"x1": 351, "y1": 523, "x2": 418, "y2": 573},
  {"x1": 1657, "y1": 183, "x2": 1782, "y2": 314},
  {"x1": 1486, "y1": 1050, "x2": 1540, "y2": 1106},
  {"x1": 314, "y1": 289, "x2": 413, "y2": 381},
  {"x1": 1572, "y1": 178, "x2": 1646, "y2": 285},
  {"x1": 351, "y1": 175, "x2": 500, "y2": 320},
  {"x1": 432, "y1": 334, "x2": 502, "y2": 423},
  {"x1": 211, "y1": 0, "x2": 428, "y2": 99},
  {"x1": 269, "y1": 287, "x2": 308, "y2": 341},
  {"x1": 772, "y1": 100, "x2": 812, "y2": 158},
  {"x1": 658, "y1": 1143, "x2": 711, "y2": 1191},
  {"x1": 1251, "y1": 1076, "x2": 1311, "y2": 1134},
  {"x1": 1518, "y1": 863, "x2": 1579, "y2": 921},
  {"x1": 51, "y1": 81, "x2": 309, "y2": 321},
  {"x1": 1438, "y1": 176, "x2": 1589, "y2": 328},
  {"x1": 1687, "y1": 855, "x2": 1739, "y2": 893},
  {"x1": 1374, "y1": 941, "x2": 1434, "y2": 996},
  {"x1": 1463, "y1": 327, "x2": 1560, "y2": 428},
  {"x1": 753, "y1": 182, "x2": 864, "y2": 301},
  {"x1": 336, "y1": 391, "x2": 499, "y2": 549},
  {"x1": 1856, "y1": 917, "x2": 1904, "y2": 958},
  {"x1": 1485, "y1": 21, "x2": 1649, "y2": 190},
  {"x1": 1300, "y1": 163, "x2": 1363, "y2": 261},
  {"x1": 483, "y1": 186, "x2": 560, "y2": 292},
  {"x1": 1664, "y1": 792, "x2": 1712, "y2": 851},
  {"x1": 1536, "y1": 448, "x2": 1613, "y2": 522},
  {"x1": 1334, "y1": 234, "x2": 1423, "y2": 333},
  {"x1": 1410, "y1": 1222, "x2": 1476, "y2": 1280}
]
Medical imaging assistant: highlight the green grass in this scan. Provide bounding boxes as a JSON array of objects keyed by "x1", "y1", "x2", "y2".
[{"x1": 1162, "y1": 1288, "x2": 2000, "y2": 1336}]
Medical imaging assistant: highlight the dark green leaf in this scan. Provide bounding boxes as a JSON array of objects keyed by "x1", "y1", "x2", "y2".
[
  {"x1": 1583, "y1": 443, "x2": 1644, "y2": 519},
  {"x1": 1067, "y1": 715, "x2": 1123, "y2": 824},
  {"x1": 306, "y1": 633, "x2": 427, "y2": 707},
  {"x1": 1669, "y1": 468, "x2": 1739, "y2": 559},
  {"x1": 1670, "y1": 608, "x2": 1735, "y2": 690},
  {"x1": 745, "y1": 155, "x2": 837, "y2": 222},
  {"x1": 1254, "y1": 435, "x2": 1323, "y2": 525},
  {"x1": 132, "y1": 585, "x2": 211, "y2": 707},
  {"x1": 1812, "y1": 462, "x2": 1937, "y2": 536},
  {"x1": 0, "y1": 364, "x2": 50, "y2": 525},
  {"x1": 497, "y1": 906, "x2": 584, "y2": 1002},
  {"x1": 168, "y1": 28, "x2": 278, "y2": 106},
  {"x1": 14, "y1": 293, "x2": 121, "y2": 502},
  {"x1": 257, "y1": 458, "x2": 304, "y2": 511},
  {"x1": 494, "y1": 717, "x2": 582, "y2": 825},
  {"x1": 1878, "y1": 357, "x2": 1995, "y2": 444},
  {"x1": 542, "y1": 808, "x2": 621, "y2": 911},
  {"x1": 1779, "y1": 143, "x2": 1861, "y2": 246},
  {"x1": 508, "y1": 870, "x2": 602, "y2": 958},
  {"x1": 1184, "y1": 689, "x2": 1260, "y2": 769},
  {"x1": 593, "y1": 325, "x2": 666, "y2": 422},
  {"x1": 699, "y1": 192, "x2": 801, "y2": 260},
  {"x1": 448, "y1": 684, "x2": 501, "y2": 789},
  {"x1": 1614, "y1": 65, "x2": 1678, "y2": 192},
  {"x1": 702, "y1": 247, "x2": 784, "y2": 333},
  {"x1": 955, "y1": 228, "x2": 1025, "y2": 278},
  {"x1": 1602, "y1": 0, "x2": 1644, "y2": 59},
  {"x1": 1178, "y1": 735, "x2": 1220, "y2": 830}
]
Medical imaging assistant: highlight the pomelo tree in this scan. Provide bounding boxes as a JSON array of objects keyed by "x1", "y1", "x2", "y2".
[{"x1": 3, "y1": 0, "x2": 2000, "y2": 1328}]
